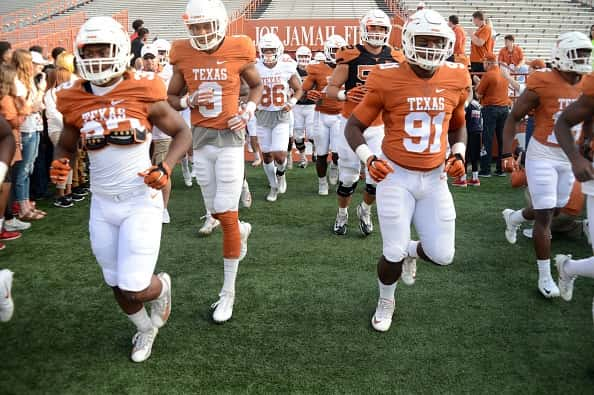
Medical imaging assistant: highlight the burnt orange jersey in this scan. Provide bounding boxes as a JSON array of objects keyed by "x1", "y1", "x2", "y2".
[
  {"x1": 335, "y1": 44, "x2": 404, "y2": 122},
  {"x1": 169, "y1": 35, "x2": 256, "y2": 129},
  {"x1": 581, "y1": 72, "x2": 594, "y2": 97},
  {"x1": 303, "y1": 62, "x2": 342, "y2": 115},
  {"x1": 353, "y1": 61, "x2": 470, "y2": 171},
  {"x1": 527, "y1": 69, "x2": 583, "y2": 147},
  {"x1": 56, "y1": 71, "x2": 166, "y2": 145}
]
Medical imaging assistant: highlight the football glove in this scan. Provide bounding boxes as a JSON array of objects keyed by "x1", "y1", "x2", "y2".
[
  {"x1": 366, "y1": 155, "x2": 394, "y2": 183},
  {"x1": 228, "y1": 114, "x2": 247, "y2": 132},
  {"x1": 346, "y1": 85, "x2": 368, "y2": 103},
  {"x1": 501, "y1": 152, "x2": 515, "y2": 173},
  {"x1": 444, "y1": 153, "x2": 465, "y2": 178},
  {"x1": 138, "y1": 162, "x2": 171, "y2": 190},
  {"x1": 50, "y1": 158, "x2": 71, "y2": 184},
  {"x1": 306, "y1": 90, "x2": 323, "y2": 101},
  {"x1": 189, "y1": 89, "x2": 214, "y2": 108}
]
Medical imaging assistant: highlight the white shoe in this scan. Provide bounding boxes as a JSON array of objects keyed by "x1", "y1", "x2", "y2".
[
  {"x1": 251, "y1": 157, "x2": 262, "y2": 167},
  {"x1": 583, "y1": 220, "x2": 591, "y2": 245},
  {"x1": 211, "y1": 291, "x2": 235, "y2": 323},
  {"x1": 4, "y1": 218, "x2": 31, "y2": 231},
  {"x1": 328, "y1": 163, "x2": 338, "y2": 185},
  {"x1": 162, "y1": 209, "x2": 170, "y2": 224},
  {"x1": 522, "y1": 228, "x2": 533, "y2": 239},
  {"x1": 356, "y1": 203, "x2": 373, "y2": 236},
  {"x1": 266, "y1": 188, "x2": 279, "y2": 202},
  {"x1": 241, "y1": 182, "x2": 252, "y2": 208},
  {"x1": 0, "y1": 269, "x2": 14, "y2": 322},
  {"x1": 287, "y1": 154, "x2": 293, "y2": 170},
  {"x1": 538, "y1": 276, "x2": 560, "y2": 299},
  {"x1": 199, "y1": 215, "x2": 220, "y2": 236},
  {"x1": 239, "y1": 221, "x2": 251, "y2": 262},
  {"x1": 150, "y1": 273, "x2": 172, "y2": 328},
  {"x1": 183, "y1": 178, "x2": 192, "y2": 187},
  {"x1": 278, "y1": 174, "x2": 287, "y2": 194},
  {"x1": 131, "y1": 327, "x2": 158, "y2": 363},
  {"x1": 555, "y1": 254, "x2": 576, "y2": 302},
  {"x1": 502, "y1": 209, "x2": 519, "y2": 244},
  {"x1": 371, "y1": 297, "x2": 395, "y2": 332},
  {"x1": 318, "y1": 179, "x2": 329, "y2": 196},
  {"x1": 298, "y1": 153, "x2": 307, "y2": 168},
  {"x1": 401, "y1": 257, "x2": 417, "y2": 286},
  {"x1": 333, "y1": 211, "x2": 348, "y2": 235}
]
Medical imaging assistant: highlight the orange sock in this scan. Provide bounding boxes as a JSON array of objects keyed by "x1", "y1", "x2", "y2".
[{"x1": 212, "y1": 211, "x2": 241, "y2": 259}]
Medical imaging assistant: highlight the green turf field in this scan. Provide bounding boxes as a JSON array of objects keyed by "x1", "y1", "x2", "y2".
[{"x1": 1, "y1": 165, "x2": 593, "y2": 394}]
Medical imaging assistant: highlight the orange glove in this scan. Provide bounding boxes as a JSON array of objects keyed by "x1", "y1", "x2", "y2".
[
  {"x1": 501, "y1": 153, "x2": 515, "y2": 173},
  {"x1": 138, "y1": 162, "x2": 171, "y2": 190},
  {"x1": 366, "y1": 155, "x2": 394, "y2": 183},
  {"x1": 50, "y1": 158, "x2": 71, "y2": 184},
  {"x1": 346, "y1": 85, "x2": 368, "y2": 103},
  {"x1": 306, "y1": 90, "x2": 323, "y2": 101},
  {"x1": 444, "y1": 153, "x2": 465, "y2": 178}
]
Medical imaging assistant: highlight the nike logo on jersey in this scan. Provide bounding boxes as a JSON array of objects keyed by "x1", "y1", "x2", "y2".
[
  {"x1": 407, "y1": 97, "x2": 446, "y2": 111},
  {"x1": 111, "y1": 99, "x2": 125, "y2": 106},
  {"x1": 192, "y1": 67, "x2": 228, "y2": 81},
  {"x1": 435, "y1": 88, "x2": 445, "y2": 93},
  {"x1": 216, "y1": 60, "x2": 227, "y2": 65}
]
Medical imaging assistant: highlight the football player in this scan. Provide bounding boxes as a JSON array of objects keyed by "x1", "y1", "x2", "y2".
[
  {"x1": 294, "y1": 45, "x2": 315, "y2": 168},
  {"x1": 501, "y1": 32, "x2": 592, "y2": 298},
  {"x1": 255, "y1": 33, "x2": 303, "y2": 202},
  {"x1": 51, "y1": 17, "x2": 192, "y2": 361},
  {"x1": 327, "y1": 9, "x2": 404, "y2": 236},
  {"x1": 167, "y1": 0, "x2": 262, "y2": 322},
  {"x1": 303, "y1": 35, "x2": 346, "y2": 195},
  {"x1": 552, "y1": 42, "x2": 594, "y2": 313},
  {"x1": 344, "y1": 10, "x2": 468, "y2": 332},
  {"x1": 0, "y1": 115, "x2": 16, "y2": 322}
]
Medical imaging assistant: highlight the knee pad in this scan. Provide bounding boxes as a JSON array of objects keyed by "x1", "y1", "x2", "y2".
[
  {"x1": 337, "y1": 180, "x2": 358, "y2": 197},
  {"x1": 365, "y1": 183, "x2": 376, "y2": 196},
  {"x1": 425, "y1": 247, "x2": 455, "y2": 266},
  {"x1": 295, "y1": 138, "x2": 306, "y2": 152}
]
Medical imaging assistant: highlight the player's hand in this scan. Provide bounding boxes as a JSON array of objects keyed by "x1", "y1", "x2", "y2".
[
  {"x1": 444, "y1": 153, "x2": 465, "y2": 177},
  {"x1": 189, "y1": 89, "x2": 214, "y2": 107},
  {"x1": 138, "y1": 162, "x2": 171, "y2": 189},
  {"x1": 50, "y1": 158, "x2": 71, "y2": 184},
  {"x1": 347, "y1": 85, "x2": 368, "y2": 103},
  {"x1": 366, "y1": 155, "x2": 394, "y2": 183},
  {"x1": 501, "y1": 153, "x2": 515, "y2": 173},
  {"x1": 228, "y1": 114, "x2": 247, "y2": 132},
  {"x1": 571, "y1": 155, "x2": 594, "y2": 182},
  {"x1": 239, "y1": 101, "x2": 256, "y2": 122},
  {"x1": 306, "y1": 90, "x2": 323, "y2": 101}
]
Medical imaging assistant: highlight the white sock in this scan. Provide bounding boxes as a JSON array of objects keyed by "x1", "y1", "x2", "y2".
[
  {"x1": 128, "y1": 308, "x2": 153, "y2": 333},
  {"x1": 276, "y1": 158, "x2": 287, "y2": 174},
  {"x1": 361, "y1": 201, "x2": 372, "y2": 211},
  {"x1": 0, "y1": 217, "x2": 4, "y2": 231},
  {"x1": 222, "y1": 258, "x2": 239, "y2": 294},
  {"x1": 243, "y1": 179, "x2": 249, "y2": 190},
  {"x1": 565, "y1": 256, "x2": 594, "y2": 278},
  {"x1": 263, "y1": 161, "x2": 278, "y2": 188},
  {"x1": 537, "y1": 259, "x2": 552, "y2": 279},
  {"x1": 181, "y1": 157, "x2": 190, "y2": 177},
  {"x1": 472, "y1": 171, "x2": 478, "y2": 180},
  {"x1": 319, "y1": 176, "x2": 327, "y2": 184},
  {"x1": 407, "y1": 240, "x2": 420, "y2": 258},
  {"x1": 338, "y1": 207, "x2": 348, "y2": 216},
  {"x1": 511, "y1": 210, "x2": 527, "y2": 226},
  {"x1": 378, "y1": 279, "x2": 397, "y2": 301}
]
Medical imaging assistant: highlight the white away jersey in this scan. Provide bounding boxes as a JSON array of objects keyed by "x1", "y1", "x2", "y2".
[{"x1": 256, "y1": 58, "x2": 297, "y2": 112}]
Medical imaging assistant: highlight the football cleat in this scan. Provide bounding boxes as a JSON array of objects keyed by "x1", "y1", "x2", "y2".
[
  {"x1": 266, "y1": 187, "x2": 279, "y2": 202},
  {"x1": 199, "y1": 215, "x2": 220, "y2": 236},
  {"x1": 211, "y1": 291, "x2": 235, "y2": 323},
  {"x1": 298, "y1": 153, "x2": 307, "y2": 168},
  {"x1": 131, "y1": 327, "x2": 158, "y2": 363},
  {"x1": 239, "y1": 221, "x2": 251, "y2": 261},
  {"x1": 241, "y1": 181, "x2": 252, "y2": 208},
  {"x1": 371, "y1": 297, "x2": 395, "y2": 332},
  {"x1": 538, "y1": 276, "x2": 560, "y2": 299},
  {"x1": 328, "y1": 163, "x2": 338, "y2": 185},
  {"x1": 162, "y1": 209, "x2": 171, "y2": 224},
  {"x1": 318, "y1": 178, "x2": 329, "y2": 196},
  {"x1": 333, "y1": 211, "x2": 348, "y2": 235},
  {"x1": 150, "y1": 273, "x2": 172, "y2": 328},
  {"x1": 356, "y1": 203, "x2": 373, "y2": 236},
  {"x1": 452, "y1": 177, "x2": 467, "y2": 187},
  {"x1": 401, "y1": 257, "x2": 417, "y2": 286},
  {"x1": 467, "y1": 178, "x2": 480, "y2": 186},
  {"x1": 555, "y1": 254, "x2": 576, "y2": 302},
  {"x1": 278, "y1": 174, "x2": 287, "y2": 194},
  {"x1": 522, "y1": 228, "x2": 533, "y2": 239},
  {"x1": 502, "y1": 209, "x2": 519, "y2": 244},
  {"x1": 0, "y1": 269, "x2": 14, "y2": 322}
]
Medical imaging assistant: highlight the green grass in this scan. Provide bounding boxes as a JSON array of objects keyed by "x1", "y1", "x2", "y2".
[{"x1": 1, "y1": 164, "x2": 594, "y2": 394}]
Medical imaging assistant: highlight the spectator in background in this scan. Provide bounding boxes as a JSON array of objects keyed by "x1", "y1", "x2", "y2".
[
  {"x1": 28, "y1": 46, "x2": 43, "y2": 56},
  {"x1": 475, "y1": 54, "x2": 511, "y2": 177},
  {"x1": 131, "y1": 27, "x2": 149, "y2": 66},
  {"x1": 0, "y1": 42, "x2": 12, "y2": 65},
  {"x1": 469, "y1": 11, "x2": 493, "y2": 73},
  {"x1": 130, "y1": 19, "x2": 144, "y2": 41},
  {"x1": 498, "y1": 35, "x2": 524, "y2": 69},
  {"x1": 448, "y1": 15, "x2": 467, "y2": 65},
  {"x1": 590, "y1": 24, "x2": 594, "y2": 67},
  {"x1": 453, "y1": 90, "x2": 483, "y2": 188},
  {"x1": 51, "y1": 47, "x2": 66, "y2": 64}
]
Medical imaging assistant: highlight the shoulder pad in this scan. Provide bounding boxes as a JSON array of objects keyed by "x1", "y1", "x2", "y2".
[{"x1": 336, "y1": 45, "x2": 360, "y2": 64}]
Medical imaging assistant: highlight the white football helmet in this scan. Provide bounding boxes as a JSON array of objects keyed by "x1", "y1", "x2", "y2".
[
  {"x1": 551, "y1": 32, "x2": 593, "y2": 75},
  {"x1": 360, "y1": 9, "x2": 392, "y2": 47},
  {"x1": 74, "y1": 16, "x2": 131, "y2": 85},
  {"x1": 183, "y1": 0, "x2": 228, "y2": 51},
  {"x1": 258, "y1": 33, "x2": 284, "y2": 65},
  {"x1": 324, "y1": 34, "x2": 347, "y2": 63},
  {"x1": 153, "y1": 39, "x2": 171, "y2": 66},
  {"x1": 402, "y1": 9, "x2": 455, "y2": 71},
  {"x1": 313, "y1": 52, "x2": 326, "y2": 62},
  {"x1": 296, "y1": 46, "x2": 312, "y2": 67}
]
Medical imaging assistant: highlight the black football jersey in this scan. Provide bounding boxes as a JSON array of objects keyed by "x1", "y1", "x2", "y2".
[
  {"x1": 296, "y1": 67, "x2": 316, "y2": 105},
  {"x1": 336, "y1": 44, "x2": 398, "y2": 92}
]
